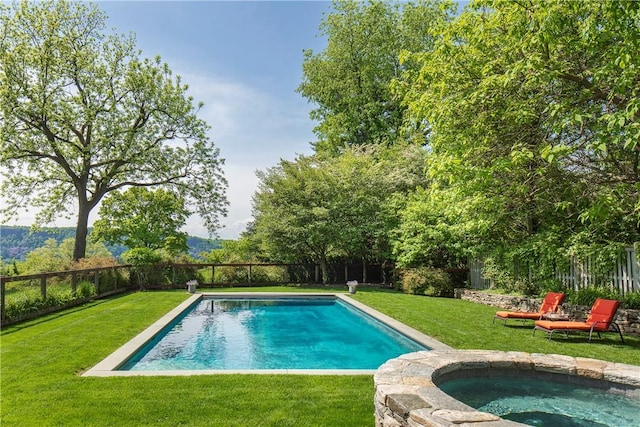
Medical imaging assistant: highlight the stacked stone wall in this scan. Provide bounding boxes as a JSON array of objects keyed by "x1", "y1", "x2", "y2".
[{"x1": 455, "y1": 288, "x2": 640, "y2": 335}]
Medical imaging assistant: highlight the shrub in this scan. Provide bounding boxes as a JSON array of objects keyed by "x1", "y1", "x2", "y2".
[
  {"x1": 539, "y1": 278, "x2": 569, "y2": 294},
  {"x1": 400, "y1": 267, "x2": 453, "y2": 297},
  {"x1": 250, "y1": 266, "x2": 288, "y2": 284},
  {"x1": 75, "y1": 280, "x2": 97, "y2": 298},
  {"x1": 214, "y1": 266, "x2": 249, "y2": 284},
  {"x1": 4, "y1": 284, "x2": 82, "y2": 322},
  {"x1": 481, "y1": 258, "x2": 515, "y2": 292},
  {"x1": 168, "y1": 256, "x2": 204, "y2": 287},
  {"x1": 122, "y1": 248, "x2": 164, "y2": 290},
  {"x1": 621, "y1": 292, "x2": 640, "y2": 309},
  {"x1": 73, "y1": 256, "x2": 127, "y2": 292},
  {"x1": 567, "y1": 286, "x2": 621, "y2": 307},
  {"x1": 513, "y1": 279, "x2": 541, "y2": 296}
]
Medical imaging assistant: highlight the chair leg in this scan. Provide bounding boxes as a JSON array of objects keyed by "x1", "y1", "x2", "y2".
[
  {"x1": 493, "y1": 316, "x2": 507, "y2": 325},
  {"x1": 611, "y1": 322, "x2": 625, "y2": 344}
]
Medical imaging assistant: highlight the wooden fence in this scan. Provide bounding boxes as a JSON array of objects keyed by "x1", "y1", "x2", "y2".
[
  {"x1": 469, "y1": 247, "x2": 640, "y2": 295},
  {"x1": 0, "y1": 265, "x2": 133, "y2": 326},
  {"x1": 0, "y1": 261, "x2": 390, "y2": 326}
]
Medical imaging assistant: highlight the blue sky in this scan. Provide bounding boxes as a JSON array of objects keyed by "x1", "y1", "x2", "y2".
[
  {"x1": 99, "y1": 1, "x2": 332, "y2": 239},
  {"x1": 8, "y1": 1, "x2": 330, "y2": 239}
]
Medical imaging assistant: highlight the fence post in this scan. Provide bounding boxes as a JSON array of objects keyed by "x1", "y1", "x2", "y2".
[
  {"x1": 71, "y1": 272, "x2": 78, "y2": 294},
  {"x1": 1, "y1": 280, "x2": 5, "y2": 322},
  {"x1": 40, "y1": 276, "x2": 47, "y2": 300},
  {"x1": 94, "y1": 271, "x2": 100, "y2": 294},
  {"x1": 633, "y1": 247, "x2": 640, "y2": 292},
  {"x1": 248, "y1": 264, "x2": 252, "y2": 285},
  {"x1": 211, "y1": 265, "x2": 215, "y2": 286}
]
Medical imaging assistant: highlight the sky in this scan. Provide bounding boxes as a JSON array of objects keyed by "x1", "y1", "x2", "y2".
[{"x1": 7, "y1": 0, "x2": 332, "y2": 240}]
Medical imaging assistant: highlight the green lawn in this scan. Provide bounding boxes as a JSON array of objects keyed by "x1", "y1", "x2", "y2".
[{"x1": 2, "y1": 287, "x2": 639, "y2": 426}]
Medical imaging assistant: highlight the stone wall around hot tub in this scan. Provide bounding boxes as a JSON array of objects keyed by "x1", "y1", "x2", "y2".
[
  {"x1": 455, "y1": 288, "x2": 640, "y2": 336},
  {"x1": 373, "y1": 350, "x2": 640, "y2": 427}
]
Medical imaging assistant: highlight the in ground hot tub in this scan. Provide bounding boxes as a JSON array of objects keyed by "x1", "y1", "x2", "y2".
[{"x1": 374, "y1": 350, "x2": 640, "y2": 427}]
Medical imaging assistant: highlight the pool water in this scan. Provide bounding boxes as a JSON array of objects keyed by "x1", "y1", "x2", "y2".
[
  {"x1": 120, "y1": 297, "x2": 427, "y2": 370},
  {"x1": 440, "y1": 376, "x2": 640, "y2": 427}
]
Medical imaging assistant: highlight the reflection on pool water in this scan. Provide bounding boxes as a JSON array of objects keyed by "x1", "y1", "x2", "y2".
[
  {"x1": 120, "y1": 297, "x2": 428, "y2": 371},
  {"x1": 439, "y1": 376, "x2": 640, "y2": 427}
]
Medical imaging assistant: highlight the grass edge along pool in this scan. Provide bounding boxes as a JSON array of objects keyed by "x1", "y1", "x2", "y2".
[{"x1": 83, "y1": 293, "x2": 451, "y2": 376}]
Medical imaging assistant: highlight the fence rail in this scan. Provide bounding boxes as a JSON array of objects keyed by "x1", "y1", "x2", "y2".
[
  {"x1": 469, "y1": 247, "x2": 640, "y2": 294},
  {"x1": 0, "y1": 265, "x2": 133, "y2": 326},
  {"x1": 0, "y1": 261, "x2": 389, "y2": 326}
]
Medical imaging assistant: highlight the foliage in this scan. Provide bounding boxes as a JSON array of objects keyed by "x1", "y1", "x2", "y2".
[
  {"x1": 567, "y1": 286, "x2": 622, "y2": 307},
  {"x1": 19, "y1": 238, "x2": 111, "y2": 274},
  {"x1": 170, "y1": 255, "x2": 204, "y2": 286},
  {"x1": 391, "y1": 0, "x2": 640, "y2": 286},
  {"x1": 400, "y1": 267, "x2": 453, "y2": 297},
  {"x1": 75, "y1": 280, "x2": 97, "y2": 299},
  {"x1": 249, "y1": 145, "x2": 426, "y2": 282},
  {"x1": 3, "y1": 280, "x2": 96, "y2": 322},
  {"x1": 391, "y1": 188, "x2": 470, "y2": 268},
  {"x1": 0, "y1": 0, "x2": 227, "y2": 260},
  {"x1": 298, "y1": 0, "x2": 455, "y2": 154},
  {"x1": 72, "y1": 256, "x2": 126, "y2": 293},
  {"x1": 91, "y1": 187, "x2": 190, "y2": 255},
  {"x1": 203, "y1": 238, "x2": 260, "y2": 263},
  {"x1": 121, "y1": 248, "x2": 163, "y2": 290},
  {"x1": 206, "y1": 265, "x2": 288, "y2": 285},
  {"x1": 622, "y1": 292, "x2": 640, "y2": 310}
]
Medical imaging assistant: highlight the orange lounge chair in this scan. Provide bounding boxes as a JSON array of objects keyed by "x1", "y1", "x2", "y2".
[
  {"x1": 493, "y1": 292, "x2": 565, "y2": 325},
  {"x1": 533, "y1": 298, "x2": 624, "y2": 343}
]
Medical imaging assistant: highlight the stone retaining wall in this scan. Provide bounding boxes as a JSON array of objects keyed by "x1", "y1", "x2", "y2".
[
  {"x1": 455, "y1": 289, "x2": 640, "y2": 335},
  {"x1": 374, "y1": 350, "x2": 640, "y2": 427}
]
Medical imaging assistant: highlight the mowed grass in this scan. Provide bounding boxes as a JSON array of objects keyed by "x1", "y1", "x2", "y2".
[
  {"x1": 2, "y1": 287, "x2": 639, "y2": 426},
  {"x1": 350, "y1": 289, "x2": 640, "y2": 364}
]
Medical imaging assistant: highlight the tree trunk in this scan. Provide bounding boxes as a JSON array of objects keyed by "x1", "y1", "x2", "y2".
[
  {"x1": 73, "y1": 198, "x2": 91, "y2": 261},
  {"x1": 319, "y1": 254, "x2": 329, "y2": 285},
  {"x1": 362, "y1": 256, "x2": 367, "y2": 284}
]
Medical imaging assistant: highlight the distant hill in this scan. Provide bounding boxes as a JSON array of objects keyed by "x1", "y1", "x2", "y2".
[{"x1": 0, "y1": 226, "x2": 222, "y2": 261}]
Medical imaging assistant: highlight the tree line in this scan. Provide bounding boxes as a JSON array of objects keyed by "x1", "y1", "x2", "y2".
[
  {"x1": 245, "y1": 0, "x2": 640, "y2": 289},
  {"x1": 3, "y1": 0, "x2": 639, "y2": 291}
]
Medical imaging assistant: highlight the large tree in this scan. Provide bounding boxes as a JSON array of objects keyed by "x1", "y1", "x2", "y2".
[
  {"x1": 250, "y1": 145, "x2": 426, "y2": 282},
  {"x1": 396, "y1": 0, "x2": 640, "y2": 276},
  {"x1": 0, "y1": 0, "x2": 227, "y2": 260},
  {"x1": 297, "y1": 0, "x2": 454, "y2": 155}
]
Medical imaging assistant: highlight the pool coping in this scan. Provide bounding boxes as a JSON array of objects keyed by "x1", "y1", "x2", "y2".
[{"x1": 82, "y1": 292, "x2": 451, "y2": 377}]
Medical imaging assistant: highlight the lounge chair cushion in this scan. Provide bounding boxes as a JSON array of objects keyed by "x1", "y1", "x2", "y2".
[
  {"x1": 586, "y1": 298, "x2": 620, "y2": 326},
  {"x1": 534, "y1": 320, "x2": 603, "y2": 331},
  {"x1": 495, "y1": 311, "x2": 544, "y2": 320},
  {"x1": 494, "y1": 292, "x2": 565, "y2": 320}
]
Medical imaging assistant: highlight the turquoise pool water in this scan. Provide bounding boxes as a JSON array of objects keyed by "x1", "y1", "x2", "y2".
[
  {"x1": 120, "y1": 297, "x2": 427, "y2": 370},
  {"x1": 440, "y1": 376, "x2": 640, "y2": 427}
]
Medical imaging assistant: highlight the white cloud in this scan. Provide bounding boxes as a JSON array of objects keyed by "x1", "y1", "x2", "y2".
[{"x1": 176, "y1": 69, "x2": 315, "y2": 239}]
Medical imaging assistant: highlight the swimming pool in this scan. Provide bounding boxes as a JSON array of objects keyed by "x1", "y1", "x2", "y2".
[
  {"x1": 440, "y1": 376, "x2": 640, "y2": 426},
  {"x1": 84, "y1": 293, "x2": 450, "y2": 376}
]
